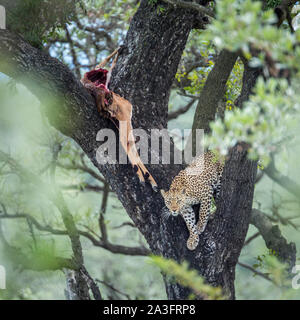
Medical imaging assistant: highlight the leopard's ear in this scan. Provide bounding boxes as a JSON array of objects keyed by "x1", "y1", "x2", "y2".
[{"x1": 160, "y1": 189, "x2": 166, "y2": 197}]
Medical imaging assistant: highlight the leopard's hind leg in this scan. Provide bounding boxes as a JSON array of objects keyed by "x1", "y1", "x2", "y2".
[
  {"x1": 181, "y1": 206, "x2": 199, "y2": 250},
  {"x1": 196, "y1": 186, "x2": 213, "y2": 234},
  {"x1": 208, "y1": 177, "x2": 222, "y2": 221}
]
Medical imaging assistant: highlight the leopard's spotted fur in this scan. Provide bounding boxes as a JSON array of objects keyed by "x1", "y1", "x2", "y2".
[{"x1": 161, "y1": 151, "x2": 224, "y2": 250}]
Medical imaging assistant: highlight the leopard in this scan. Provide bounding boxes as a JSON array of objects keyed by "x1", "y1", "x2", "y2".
[{"x1": 160, "y1": 151, "x2": 224, "y2": 251}]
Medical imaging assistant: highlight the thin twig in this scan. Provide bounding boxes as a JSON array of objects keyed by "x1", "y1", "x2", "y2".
[
  {"x1": 243, "y1": 232, "x2": 260, "y2": 247},
  {"x1": 238, "y1": 262, "x2": 275, "y2": 284},
  {"x1": 96, "y1": 279, "x2": 131, "y2": 300},
  {"x1": 168, "y1": 98, "x2": 197, "y2": 120}
]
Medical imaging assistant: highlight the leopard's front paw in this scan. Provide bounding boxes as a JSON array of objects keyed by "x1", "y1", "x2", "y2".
[
  {"x1": 196, "y1": 223, "x2": 205, "y2": 234},
  {"x1": 196, "y1": 220, "x2": 209, "y2": 234},
  {"x1": 187, "y1": 235, "x2": 199, "y2": 251}
]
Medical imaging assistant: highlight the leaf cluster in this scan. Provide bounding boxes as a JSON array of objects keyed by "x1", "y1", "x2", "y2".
[{"x1": 5, "y1": 0, "x2": 83, "y2": 47}]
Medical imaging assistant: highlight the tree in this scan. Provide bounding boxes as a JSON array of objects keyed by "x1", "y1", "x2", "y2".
[{"x1": 0, "y1": 0, "x2": 299, "y2": 300}]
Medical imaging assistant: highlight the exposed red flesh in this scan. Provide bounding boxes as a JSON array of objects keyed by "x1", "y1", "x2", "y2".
[{"x1": 85, "y1": 68, "x2": 109, "y2": 90}]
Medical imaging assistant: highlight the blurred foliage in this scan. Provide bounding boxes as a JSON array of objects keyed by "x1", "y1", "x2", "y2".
[
  {"x1": 204, "y1": 0, "x2": 300, "y2": 73},
  {"x1": 252, "y1": 252, "x2": 290, "y2": 288},
  {"x1": 150, "y1": 256, "x2": 224, "y2": 300},
  {"x1": 4, "y1": 0, "x2": 84, "y2": 48},
  {"x1": 176, "y1": 40, "x2": 215, "y2": 95},
  {"x1": 176, "y1": 45, "x2": 243, "y2": 111},
  {"x1": 208, "y1": 77, "x2": 300, "y2": 164},
  {"x1": 94, "y1": 0, "x2": 138, "y2": 25},
  {"x1": 224, "y1": 59, "x2": 243, "y2": 110},
  {"x1": 265, "y1": 0, "x2": 282, "y2": 9},
  {"x1": 205, "y1": 0, "x2": 279, "y2": 56},
  {"x1": 202, "y1": 0, "x2": 300, "y2": 165}
]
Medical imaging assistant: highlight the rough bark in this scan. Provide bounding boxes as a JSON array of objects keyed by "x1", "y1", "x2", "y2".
[{"x1": 0, "y1": 1, "x2": 260, "y2": 299}]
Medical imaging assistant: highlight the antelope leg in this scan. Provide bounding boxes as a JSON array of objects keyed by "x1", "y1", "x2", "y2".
[
  {"x1": 95, "y1": 48, "x2": 120, "y2": 69},
  {"x1": 119, "y1": 119, "x2": 158, "y2": 190}
]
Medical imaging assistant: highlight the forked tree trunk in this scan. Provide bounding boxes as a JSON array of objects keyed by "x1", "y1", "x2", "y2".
[
  {"x1": 0, "y1": 0, "x2": 259, "y2": 299},
  {"x1": 109, "y1": 1, "x2": 258, "y2": 299}
]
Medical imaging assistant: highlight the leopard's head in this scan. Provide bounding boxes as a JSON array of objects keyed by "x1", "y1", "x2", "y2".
[{"x1": 160, "y1": 188, "x2": 186, "y2": 216}]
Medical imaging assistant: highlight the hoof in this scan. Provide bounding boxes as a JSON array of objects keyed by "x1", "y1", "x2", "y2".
[
  {"x1": 144, "y1": 172, "x2": 150, "y2": 179},
  {"x1": 196, "y1": 223, "x2": 207, "y2": 234},
  {"x1": 197, "y1": 226, "x2": 203, "y2": 234},
  {"x1": 152, "y1": 185, "x2": 158, "y2": 192},
  {"x1": 140, "y1": 181, "x2": 146, "y2": 188},
  {"x1": 118, "y1": 45, "x2": 126, "y2": 54}
]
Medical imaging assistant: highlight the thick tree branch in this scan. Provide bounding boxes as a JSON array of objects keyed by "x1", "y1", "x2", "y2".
[
  {"x1": 235, "y1": 62, "x2": 261, "y2": 109},
  {"x1": 264, "y1": 157, "x2": 300, "y2": 199},
  {"x1": 237, "y1": 262, "x2": 275, "y2": 284},
  {"x1": 250, "y1": 208, "x2": 296, "y2": 271},
  {"x1": 168, "y1": 98, "x2": 196, "y2": 120},
  {"x1": 191, "y1": 50, "x2": 238, "y2": 135}
]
